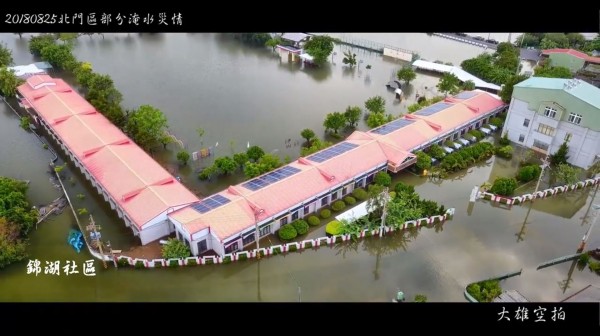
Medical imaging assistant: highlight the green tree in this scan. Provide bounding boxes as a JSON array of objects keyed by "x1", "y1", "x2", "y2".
[
  {"x1": 364, "y1": 95, "x2": 386, "y2": 114},
  {"x1": 232, "y1": 33, "x2": 271, "y2": 46},
  {"x1": 342, "y1": 50, "x2": 357, "y2": 67},
  {"x1": 499, "y1": 74, "x2": 528, "y2": 103},
  {"x1": 550, "y1": 140, "x2": 570, "y2": 166},
  {"x1": 214, "y1": 156, "x2": 238, "y2": 175},
  {"x1": 414, "y1": 294, "x2": 428, "y2": 303},
  {"x1": 373, "y1": 171, "x2": 392, "y2": 187},
  {"x1": 0, "y1": 42, "x2": 14, "y2": 68},
  {"x1": 427, "y1": 144, "x2": 446, "y2": 160},
  {"x1": 257, "y1": 153, "x2": 281, "y2": 172},
  {"x1": 534, "y1": 65, "x2": 573, "y2": 79},
  {"x1": 303, "y1": 35, "x2": 336, "y2": 66},
  {"x1": 437, "y1": 73, "x2": 461, "y2": 95},
  {"x1": 243, "y1": 162, "x2": 262, "y2": 179},
  {"x1": 366, "y1": 112, "x2": 389, "y2": 129},
  {"x1": 544, "y1": 33, "x2": 569, "y2": 48},
  {"x1": 323, "y1": 112, "x2": 346, "y2": 134},
  {"x1": 246, "y1": 145, "x2": 265, "y2": 162},
  {"x1": 415, "y1": 151, "x2": 432, "y2": 171},
  {"x1": 301, "y1": 128, "x2": 316, "y2": 143},
  {"x1": 554, "y1": 163, "x2": 580, "y2": 185},
  {"x1": 57, "y1": 33, "x2": 79, "y2": 45},
  {"x1": 233, "y1": 152, "x2": 249, "y2": 168},
  {"x1": 176, "y1": 150, "x2": 190, "y2": 165},
  {"x1": 125, "y1": 105, "x2": 169, "y2": 152},
  {"x1": 0, "y1": 67, "x2": 24, "y2": 97},
  {"x1": 0, "y1": 177, "x2": 38, "y2": 236},
  {"x1": 461, "y1": 80, "x2": 476, "y2": 91},
  {"x1": 300, "y1": 138, "x2": 333, "y2": 156},
  {"x1": 396, "y1": 66, "x2": 416, "y2": 84},
  {"x1": 161, "y1": 238, "x2": 191, "y2": 259},
  {"x1": 343, "y1": 106, "x2": 362, "y2": 127},
  {"x1": 489, "y1": 177, "x2": 518, "y2": 196},
  {"x1": 583, "y1": 37, "x2": 600, "y2": 53},
  {"x1": 73, "y1": 62, "x2": 94, "y2": 88},
  {"x1": 539, "y1": 37, "x2": 559, "y2": 50},
  {"x1": 516, "y1": 33, "x2": 541, "y2": 48},
  {"x1": 566, "y1": 33, "x2": 586, "y2": 49},
  {"x1": 86, "y1": 73, "x2": 125, "y2": 125},
  {"x1": 265, "y1": 36, "x2": 282, "y2": 52},
  {"x1": 0, "y1": 217, "x2": 28, "y2": 269},
  {"x1": 28, "y1": 34, "x2": 56, "y2": 56},
  {"x1": 40, "y1": 43, "x2": 77, "y2": 70}
]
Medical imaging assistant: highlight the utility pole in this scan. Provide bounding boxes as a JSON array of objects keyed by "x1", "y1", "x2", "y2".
[
  {"x1": 532, "y1": 154, "x2": 551, "y2": 201},
  {"x1": 379, "y1": 187, "x2": 390, "y2": 238},
  {"x1": 254, "y1": 212, "x2": 261, "y2": 260},
  {"x1": 87, "y1": 215, "x2": 108, "y2": 269},
  {"x1": 578, "y1": 203, "x2": 600, "y2": 252}
]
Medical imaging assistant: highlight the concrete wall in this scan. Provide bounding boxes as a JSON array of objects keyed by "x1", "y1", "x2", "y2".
[
  {"x1": 383, "y1": 48, "x2": 412, "y2": 62},
  {"x1": 549, "y1": 53, "x2": 585, "y2": 73}
]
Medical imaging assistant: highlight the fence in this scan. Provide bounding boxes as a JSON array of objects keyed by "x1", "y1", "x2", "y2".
[
  {"x1": 115, "y1": 208, "x2": 455, "y2": 269},
  {"x1": 477, "y1": 176, "x2": 600, "y2": 206}
]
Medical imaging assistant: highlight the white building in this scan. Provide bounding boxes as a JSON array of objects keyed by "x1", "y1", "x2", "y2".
[{"x1": 503, "y1": 77, "x2": 600, "y2": 169}]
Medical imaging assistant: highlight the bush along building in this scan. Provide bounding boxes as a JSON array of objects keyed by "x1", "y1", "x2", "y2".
[
  {"x1": 18, "y1": 75, "x2": 505, "y2": 256},
  {"x1": 502, "y1": 77, "x2": 600, "y2": 169}
]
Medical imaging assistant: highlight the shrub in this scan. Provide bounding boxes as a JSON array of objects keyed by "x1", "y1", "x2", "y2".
[
  {"x1": 415, "y1": 151, "x2": 432, "y2": 171},
  {"x1": 117, "y1": 258, "x2": 130, "y2": 267},
  {"x1": 326, "y1": 220, "x2": 344, "y2": 236},
  {"x1": 320, "y1": 209, "x2": 331, "y2": 219},
  {"x1": 440, "y1": 142, "x2": 495, "y2": 172},
  {"x1": 304, "y1": 241, "x2": 313, "y2": 248},
  {"x1": 495, "y1": 145, "x2": 513, "y2": 159},
  {"x1": 466, "y1": 280, "x2": 502, "y2": 302},
  {"x1": 427, "y1": 144, "x2": 446, "y2": 160},
  {"x1": 490, "y1": 177, "x2": 518, "y2": 196},
  {"x1": 161, "y1": 238, "x2": 191, "y2": 259},
  {"x1": 278, "y1": 224, "x2": 298, "y2": 240},
  {"x1": 490, "y1": 117, "x2": 504, "y2": 128},
  {"x1": 238, "y1": 254, "x2": 248, "y2": 261},
  {"x1": 272, "y1": 247, "x2": 282, "y2": 255},
  {"x1": 394, "y1": 182, "x2": 415, "y2": 194},
  {"x1": 374, "y1": 171, "x2": 392, "y2": 186},
  {"x1": 307, "y1": 215, "x2": 321, "y2": 226},
  {"x1": 153, "y1": 261, "x2": 163, "y2": 268},
  {"x1": 498, "y1": 133, "x2": 510, "y2": 146},
  {"x1": 169, "y1": 259, "x2": 180, "y2": 267},
  {"x1": 222, "y1": 256, "x2": 231, "y2": 264},
  {"x1": 291, "y1": 220, "x2": 309, "y2": 235},
  {"x1": 444, "y1": 140, "x2": 455, "y2": 148},
  {"x1": 187, "y1": 258, "x2": 197, "y2": 266},
  {"x1": 205, "y1": 258, "x2": 214, "y2": 265},
  {"x1": 414, "y1": 294, "x2": 428, "y2": 303},
  {"x1": 134, "y1": 260, "x2": 146, "y2": 269},
  {"x1": 288, "y1": 244, "x2": 298, "y2": 252},
  {"x1": 388, "y1": 191, "x2": 396, "y2": 199},
  {"x1": 352, "y1": 188, "x2": 368, "y2": 201},
  {"x1": 588, "y1": 260, "x2": 600, "y2": 274},
  {"x1": 578, "y1": 253, "x2": 590, "y2": 265},
  {"x1": 331, "y1": 200, "x2": 346, "y2": 212},
  {"x1": 517, "y1": 165, "x2": 542, "y2": 183},
  {"x1": 468, "y1": 129, "x2": 485, "y2": 140},
  {"x1": 343, "y1": 196, "x2": 356, "y2": 205}
]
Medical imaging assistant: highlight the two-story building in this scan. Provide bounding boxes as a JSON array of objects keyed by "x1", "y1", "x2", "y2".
[
  {"x1": 541, "y1": 49, "x2": 600, "y2": 73},
  {"x1": 502, "y1": 77, "x2": 600, "y2": 169}
]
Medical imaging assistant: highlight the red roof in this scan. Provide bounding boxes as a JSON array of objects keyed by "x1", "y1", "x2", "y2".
[
  {"x1": 170, "y1": 90, "x2": 505, "y2": 242},
  {"x1": 542, "y1": 49, "x2": 600, "y2": 64},
  {"x1": 18, "y1": 75, "x2": 199, "y2": 229}
]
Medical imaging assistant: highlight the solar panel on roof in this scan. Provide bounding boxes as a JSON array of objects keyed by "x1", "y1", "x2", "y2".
[
  {"x1": 370, "y1": 118, "x2": 416, "y2": 135},
  {"x1": 414, "y1": 102, "x2": 454, "y2": 116},
  {"x1": 307, "y1": 142, "x2": 359, "y2": 163},
  {"x1": 191, "y1": 194, "x2": 232, "y2": 214},
  {"x1": 242, "y1": 165, "x2": 302, "y2": 191},
  {"x1": 455, "y1": 91, "x2": 478, "y2": 99}
]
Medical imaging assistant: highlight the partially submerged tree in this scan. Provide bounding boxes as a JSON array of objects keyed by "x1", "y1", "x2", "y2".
[
  {"x1": 396, "y1": 66, "x2": 416, "y2": 84},
  {"x1": 342, "y1": 50, "x2": 357, "y2": 67},
  {"x1": 0, "y1": 67, "x2": 24, "y2": 97},
  {"x1": 303, "y1": 35, "x2": 337, "y2": 66},
  {"x1": 343, "y1": 106, "x2": 362, "y2": 127},
  {"x1": 300, "y1": 128, "x2": 316, "y2": 143},
  {"x1": 364, "y1": 96, "x2": 386, "y2": 114},
  {"x1": 0, "y1": 42, "x2": 14, "y2": 68},
  {"x1": 323, "y1": 112, "x2": 346, "y2": 134},
  {"x1": 125, "y1": 104, "x2": 169, "y2": 152},
  {"x1": 436, "y1": 73, "x2": 461, "y2": 96}
]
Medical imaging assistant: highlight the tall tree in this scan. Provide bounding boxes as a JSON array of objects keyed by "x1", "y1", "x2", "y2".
[
  {"x1": 554, "y1": 163, "x2": 580, "y2": 185},
  {"x1": 0, "y1": 42, "x2": 14, "y2": 68},
  {"x1": 73, "y1": 62, "x2": 94, "y2": 88},
  {"x1": 125, "y1": 105, "x2": 169, "y2": 151},
  {"x1": 550, "y1": 140, "x2": 570, "y2": 166},
  {"x1": 246, "y1": 145, "x2": 265, "y2": 162},
  {"x1": 343, "y1": 106, "x2": 362, "y2": 127},
  {"x1": 436, "y1": 73, "x2": 461, "y2": 95},
  {"x1": 300, "y1": 128, "x2": 316, "y2": 142},
  {"x1": 303, "y1": 35, "x2": 336, "y2": 66},
  {"x1": 366, "y1": 112, "x2": 389, "y2": 129},
  {"x1": 0, "y1": 68, "x2": 24, "y2": 97},
  {"x1": 40, "y1": 43, "x2": 77, "y2": 70},
  {"x1": 396, "y1": 66, "x2": 416, "y2": 84},
  {"x1": 214, "y1": 156, "x2": 238, "y2": 175},
  {"x1": 86, "y1": 73, "x2": 125, "y2": 125},
  {"x1": 499, "y1": 74, "x2": 528, "y2": 103},
  {"x1": 364, "y1": 95, "x2": 386, "y2": 114},
  {"x1": 265, "y1": 36, "x2": 282, "y2": 52},
  {"x1": 323, "y1": 112, "x2": 346, "y2": 134},
  {"x1": 461, "y1": 80, "x2": 476, "y2": 91},
  {"x1": 566, "y1": 33, "x2": 586, "y2": 49},
  {"x1": 534, "y1": 65, "x2": 573, "y2": 79}
]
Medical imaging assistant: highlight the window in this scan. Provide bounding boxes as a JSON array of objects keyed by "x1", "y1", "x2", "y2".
[
  {"x1": 320, "y1": 196, "x2": 328, "y2": 206},
  {"x1": 518, "y1": 134, "x2": 525, "y2": 142},
  {"x1": 291, "y1": 211, "x2": 299, "y2": 221},
  {"x1": 543, "y1": 106, "x2": 557, "y2": 118},
  {"x1": 342, "y1": 187, "x2": 348, "y2": 196},
  {"x1": 331, "y1": 191, "x2": 338, "y2": 201},
  {"x1": 568, "y1": 113, "x2": 582, "y2": 125},
  {"x1": 532, "y1": 139, "x2": 550, "y2": 151},
  {"x1": 197, "y1": 240, "x2": 207, "y2": 253},
  {"x1": 259, "y1": 225, "x2": 271, "y2": 237},
  {"x1": 523, "y1": 118, "x2": 530, "y2": 127},
  {"x1": 537, "y1": 123, "x2": 555, "y2": 136},
  {"x1": 354, "y1": 180, "x2": 362, "y2": 189},
  {"x1": 225, "y1": 241, "x2": 239, "y2": 254},
  {"x1": 280, "y1": 217, "x2": 288, "y2": 226},
  {"x1": 565, "y1": 133, "x2": 572, "y2": 141},
  {"x1": 242, "y1": 233, "x2": 255, "y2": 245},
  {"x1": 303, "y1": 205, "x2": 310, "y2": 216}
]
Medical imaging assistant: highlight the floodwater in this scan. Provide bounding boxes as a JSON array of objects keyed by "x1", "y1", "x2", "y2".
[{"x1": 0, "y1": 33, "x2": 598, "y2": 302}]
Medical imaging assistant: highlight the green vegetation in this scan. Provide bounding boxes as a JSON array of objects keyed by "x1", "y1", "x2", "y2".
[
  {"x1": 550, "y1": 140, "x2": 570, "y2": 166},
  {"x1": 489, "y1": 177, "x2": 518, "y2": 196},
  {"x1": 342, "y1": 50, "x2": 357, "y2": 68},
  {"x1": 466, "y1": 280, "x2": 502, "y2": 302},
  {"x1": 320, "y1": 209, "x2": 331, "y2": 219},
  {"x1": 265, "y1": 36, "x2": 282, "y2": 51},
  {"x1": 134, "y1": 260, "x2": 145, "y2": 269},
  {"x1": 124, "y1": 105, "x2": 170, "y2": 151},
  {"x1": 343, "y1": 196, "x2": 356, "y2": 205},
  {"x1": 414, "y1": 294, "x2": 428, "y2": 303},
  {"x1": 301, "y1": 128, "x2": 316, "y2": 143},
  {"x1": 439, "y1": 142, "x2": 495, "y2": 173},
  {"x1": 490, "y1": 117, "x2": 504, "y2": 129},
  {"x1": 498, "y1": 132, "x2": 510, "y2": 146},
  {"x1": 468, "y1": 129, "x2": 485, "y2": 141},
  {"x1": 76, "y1": 193, "x2": 86, "y2": 200},
  {"x1": 19, "y1": 116, "x2": 30, "y2": 130},
  {"x1": 291, "y1": 220, "x2": 309, "y2": 235},
  {"x1": 499, "y1": 74, "x2": 528, "y2": 103},
  {"x1": 495, "y1": 145, "x2": 514, "y2": 159},
  {"x1": 77, "y1": 208, "x2": 88, "y2": 216},
  {"x1": 554, "y1": 163, "x2": 581, "y2": 185},
  {"x1": 323, "y1": 112, "x2": 346, "y2": 134},
  {"x1": 343, "y1": 106, "x2": 362, "y2": 127},
  {"x1": 415, "y1": 151, "x2": 432, "y2": 172},
  {"x1": 436, "y1": 73, "x2": 461, "y2": 95},
  {"x1": 516, "y1": 33, "x2": 596, "y2": 51},
  {"x1": 232, "y1": 33, "x2": 271, "y2": 46},
  {"x1": 0, "y1": 177, "x2": 38, "y2": 269},
  {"x1": 0, "y1": 67, "x2": 24, "y2": 98},
  {"x1": 373, "y1": 171, "x2": 391, "y2": 187},
  {"x1": 307, "y1": 215, "x2": 321, "y2": 226},
  {"x1": 301, "y1": 138, "x2": 333, "y2": 157},
  {"x1": 461, "y1": 80, "x2": 475, "y2": 91},
  {"x1": 187, "y1": 258, "x2": 198, "y2": 266},
  {"x1": 118, "y1": 258, "x2": 130, "y2": 267},
  {"x1": 161, "y1": 238, "x2": 191, "y2": 259},
  {"x1": 366, "y1": 112, "x2": 392, "y2": 129},
  {"x1": 326, "y1": 220, "x2": 343, "y2": 236},
  {"x1": 176, "y1": 150, "x2": 190, "y2": 166},
  {"x1": 396, "y1": 66, "x2": 416, "y2": 84},
  {"x1": 352, "y1": 188, "x2": 368, "y2": 201},
  {"x1": 364, "y1": 96, "x2": 386, "y2": 114},
  {"x1": 246, "y1": 145, "x2": 265, "y2": 162},
  {"x1": 331, "y1": 200, "x2": 346, "y2": 212},
  {"x1": 517, "y1": 165, "x2": 542, "y2": 183},
  {"x1": 303, "y1": 35, "x2": 337, "y2": 66},
  {"x1": 407, "y1": 96, "x2": 445, "y2": 113},
  {"x1": 460, "y1": 43, "x2": 520, "y2": 85},
  {"x1": 0, "y1": 42, "x2": 14, "y2": 67},
  {"x1": 427, "y1": 144, "x2": 446, "y2": 160},
  {"x1": 534, "y1": 63, "x2": 573, "y2": 79},
  {"x1": 278, "y1": 223, "x2": 297, "y2": 240}
]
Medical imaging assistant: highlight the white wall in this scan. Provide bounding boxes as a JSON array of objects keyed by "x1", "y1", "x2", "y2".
[
  {"x1": 504, "y1": 98, "x2": 600, "y2": 168},
  {"x1": 139, "y1": 221, "x2": 170, "y2": 245}
]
